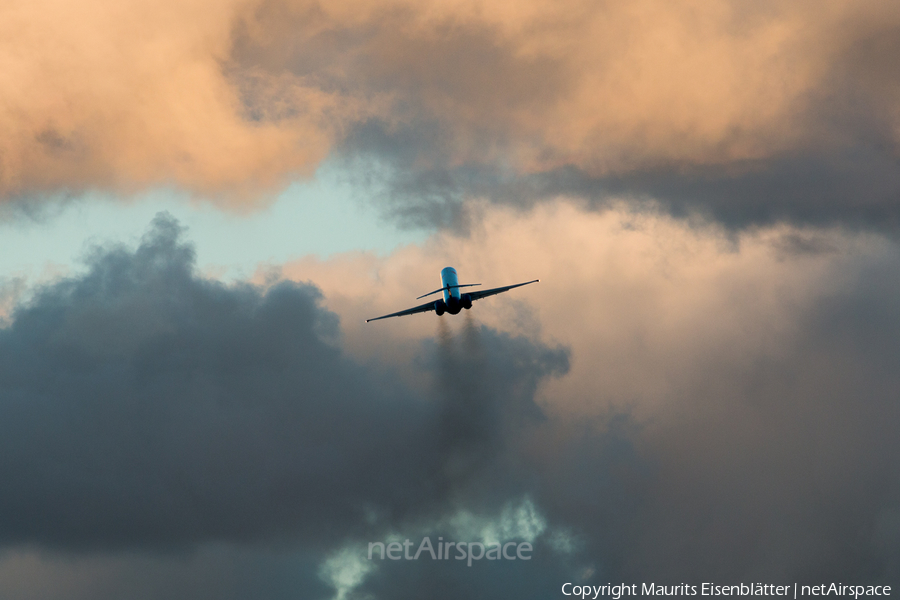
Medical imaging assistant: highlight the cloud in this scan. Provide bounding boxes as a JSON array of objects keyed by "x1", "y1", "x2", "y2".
[
  {"x1": 0, "y1": 546, "x2": 333, "y2": 600},
  {"x1": 0, "y1": 0, "x2": 363, "y2": 205},
  {"x1": 0, "y1": 204, "x2": 899, "y2": 595},
  {"x1": 0, "y1": 213, "x2": 567, "y2": 551},
  {"x1": 281, "y1": 200, "x2": 900, "y2": 588},
  {"x1": 236, "y1": 0, "x2": 900, "y2": 228},
  {"x1": 238, "y1": 0, "x2": 812, "y2": 169},
  {"x1": 5, "y1": 0, "x2": 900, "y2": 228}
]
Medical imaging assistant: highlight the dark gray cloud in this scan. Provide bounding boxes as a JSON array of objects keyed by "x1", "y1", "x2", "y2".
[
  {"x1": 0, "y1": 213, "x2": 568, "y2": 551},
  {"x1": 332, "y1": 119, "x2": 900, "y2": 234}
]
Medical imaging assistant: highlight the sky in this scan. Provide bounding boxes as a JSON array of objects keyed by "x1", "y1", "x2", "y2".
[{"x1": 1, "y1": 1, "x2": 900, "y2": 598}]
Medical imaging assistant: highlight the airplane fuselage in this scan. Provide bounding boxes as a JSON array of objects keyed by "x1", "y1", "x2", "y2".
[
  {"x1": 441, "y1": 266, "x2": 459, "y2": 304},
  {"x1": 437, "y1": 267, "x2": 471, "y2": 315}
]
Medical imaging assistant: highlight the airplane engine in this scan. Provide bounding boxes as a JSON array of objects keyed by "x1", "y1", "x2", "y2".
[
  {"x1": 434, "y1": 299, "x2": 446, "y2": 316},
  {"x1": 462, "y1": 294, "x2": 472, "y2": 309}
]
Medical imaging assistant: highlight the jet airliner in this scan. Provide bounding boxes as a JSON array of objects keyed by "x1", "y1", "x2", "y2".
[{"x1": 366, "y1": 267, "x2": 539, "y2": 322}]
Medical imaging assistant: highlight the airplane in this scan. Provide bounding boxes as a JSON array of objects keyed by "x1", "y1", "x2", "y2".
[{"x1": 366, "y1": 267, "x2": 539, "y2": 322}]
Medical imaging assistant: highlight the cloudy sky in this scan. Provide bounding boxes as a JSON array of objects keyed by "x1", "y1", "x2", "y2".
[{"x1": 1, "y1": 1, "x2": 899, "y2": 598}]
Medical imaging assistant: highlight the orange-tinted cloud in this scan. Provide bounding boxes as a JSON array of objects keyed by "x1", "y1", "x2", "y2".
[
  {"x1": 0, "y1": 0, "x2": 369, "y2": 205},
  {"x1": 276, "y1": 200, "x2": 900, "y2": 578},
  {"x1": 220, "y1": 0, "x2": 900, "y2": 174},
  {"x1": 3, "y1": 0, "x2": 900, "y2": 206},
  {"x1": 277, "y1": 200, "x2": 887, "y2": 417}
]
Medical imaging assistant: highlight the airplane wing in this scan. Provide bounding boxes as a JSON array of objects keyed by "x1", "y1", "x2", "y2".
[
  {"x1": 366, "y1": 279, "x2": 539, "y2": 322},
  {"x1": 467, "y1": 279, "x2": 539, "y2": 302},
  {"x1": 366, "y1": 300, "x2": 437, "y2": 322}
]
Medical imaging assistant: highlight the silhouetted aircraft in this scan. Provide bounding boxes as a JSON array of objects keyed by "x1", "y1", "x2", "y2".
[{"x1": 366, "y1": 267, "x2": 539, "y2": 322}]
